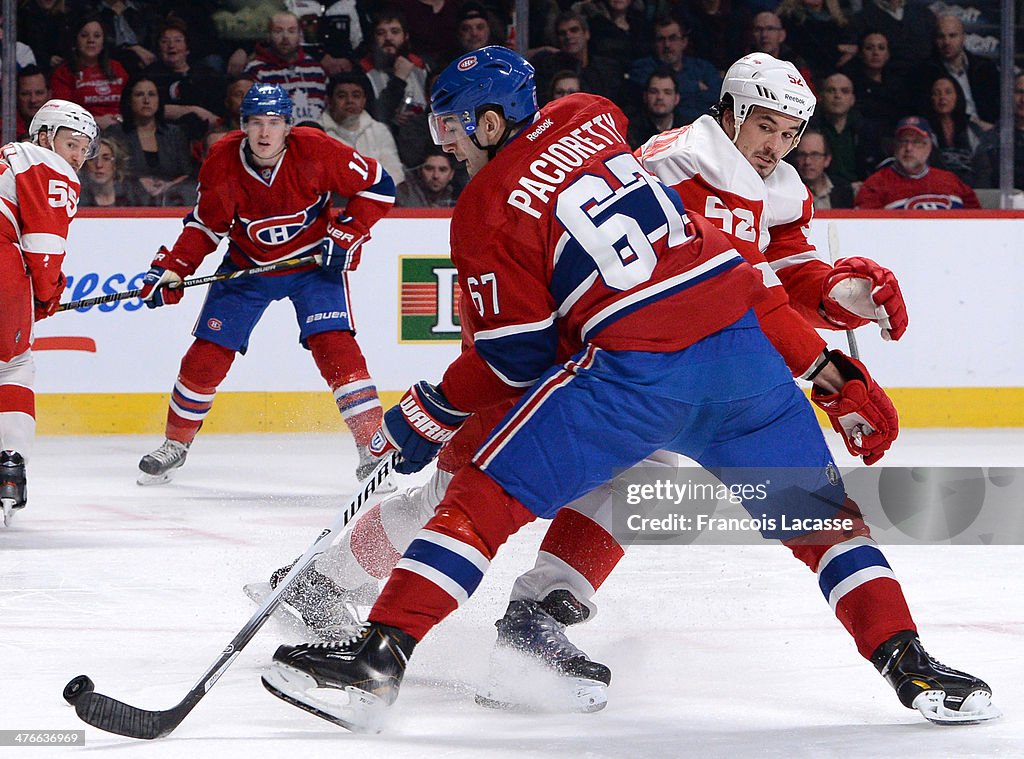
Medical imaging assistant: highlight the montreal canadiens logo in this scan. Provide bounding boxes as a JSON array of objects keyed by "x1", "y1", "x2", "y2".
[
  {"x1": 458, "y1": 56, "x2": 478, "y2": 71},
  {"x1": 901, "y1": 194, "x2": 957, "y2": 211},
  {"x1": 207, "y1": 318, "x2": 223, "y2": 331},
  {"x1": 246, "y1": 205, "x2": 319, "y2": 246}
]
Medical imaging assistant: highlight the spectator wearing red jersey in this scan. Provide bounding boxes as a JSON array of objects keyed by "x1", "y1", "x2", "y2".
[
  {"x1": 856, "y1": 116, "x2": 980, "y2": 209},
  {"x1": 49, "y1": 15, "x2": 128, "y2": 130}
]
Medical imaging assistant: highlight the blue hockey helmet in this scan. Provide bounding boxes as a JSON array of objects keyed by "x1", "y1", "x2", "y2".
[
  {"x1": 240, "y1": 83, "x2": 294, "y2": 124},
  {"x1": 429, "y1": 46, "x2": 537, "y2": 146}
]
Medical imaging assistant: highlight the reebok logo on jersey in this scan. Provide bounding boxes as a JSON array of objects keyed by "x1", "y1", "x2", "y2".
[{"x1": 526, "y1": 118, "x2": 554, "y2": 141}]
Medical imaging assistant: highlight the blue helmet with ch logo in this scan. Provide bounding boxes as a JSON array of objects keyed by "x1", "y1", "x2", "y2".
[
  {"x1": 240, "y1": 83, "x2": 294, "y2": 124},
  {"x1": 429, "y1": 46, "x2": 537, "y2": 146}
]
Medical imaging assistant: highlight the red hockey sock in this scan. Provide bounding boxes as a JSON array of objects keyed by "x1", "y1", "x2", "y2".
[
  {"x1": 166, "y1": 340, "x2": 234, "y2": 443},
  {"x1": 307, "y1": 331, "x2": 382, "y2": 446},
  {"x1": 349, "y1": 503, "x2": 404, "y2": 580},
  {"x1": 370, "y1": 465, "x2": 535, "y2": 640},
  {"x1": 788, "y1": 536, "x2": 917, "y2": 660},
  {"x1": 541, "y1": 506, "x2": 624, "y2": 592}
]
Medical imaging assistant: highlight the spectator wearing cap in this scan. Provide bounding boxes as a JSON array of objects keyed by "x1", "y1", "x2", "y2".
[
  {"x1": 454, "y1": 2, "x2": 500, "y2": 59},
  {"x1": 792, "y1": 128, "x2": 855, "y2": 209},
  {"x1": 627, "y1": 68, "x2": 684, "y2": 149},
  {"x1": 856, "y1": 116, "x2": 980, "y2": 209},
  {"x1": 320, "y1": 72, "x2": 405, "y2": 186},
  {"x1": 629, "y1": 17, "x2": 720, "y2": 125}
]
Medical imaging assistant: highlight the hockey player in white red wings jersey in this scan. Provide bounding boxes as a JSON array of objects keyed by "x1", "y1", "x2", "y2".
[{"x1": 0, "y1": 99, "x2": 98, "y2": 525}]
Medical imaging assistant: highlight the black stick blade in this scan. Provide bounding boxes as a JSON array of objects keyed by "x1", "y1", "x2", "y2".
[{"x1": 63, "y1": 676, "x2": 182, "y2": 740}]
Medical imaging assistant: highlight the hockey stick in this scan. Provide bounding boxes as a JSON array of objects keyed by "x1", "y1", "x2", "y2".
[
  {"x1": 57, "y1": 254, "x2": 321, "y2": 312},
  {"x1": 826, "y1": 222, "x2": 859, "y2": 359},
  {"x1": 62, "y1": 450, "x2": 400, "y2": 740}
]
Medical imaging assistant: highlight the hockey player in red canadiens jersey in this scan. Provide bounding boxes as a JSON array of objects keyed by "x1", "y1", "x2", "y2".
[
  {"x1": 135, "y1": 84, "x2": 395, "y2": 485},
  {"x1": 492, "y1": 53, "x2": 996, "y2": 724},
  {"x1": 258, "y1": 47, "x2": 996, "y2": 732},
  {"x1": 0, "y1": 99, "x2": 98, "y2": 527}
]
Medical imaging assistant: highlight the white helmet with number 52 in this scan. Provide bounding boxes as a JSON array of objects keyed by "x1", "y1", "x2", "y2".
[
  {"x1": 721, "y1": 53, "x2": 815, "y2": 149},
  {"x1": 28, "y1": 99, "x2": 100, "y2": 159}
]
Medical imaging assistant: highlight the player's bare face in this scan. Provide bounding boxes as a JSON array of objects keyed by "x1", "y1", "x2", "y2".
[
  {"x1": 442, "y1": 132, "x2": 489, "y2": 177},
  {"x1": 245, "y1": 115, "x2": 290, "y2": 164},
  {"x1": 733, "y1": 107, "x2": 802, "y2": 179},
  {"x1": 50, "y1": 129, "x2": 93, "y2": 172}
]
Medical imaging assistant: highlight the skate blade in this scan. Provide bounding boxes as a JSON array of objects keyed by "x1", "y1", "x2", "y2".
[
  {"x1": 475, "y1": 645, "x2": 608, "y2": 713},
  {"x1": 137, "y1": 470, "x2": 175, "y2": 486},
  {"x1": 912, "y1": 689, "x2": 1002, "y2": 725},
  {"x1": 475, "y1": 678, "x2": 608, "y2": 714},
  {"x1": 262, "y1": 662, "x2": 389, "y2": 733}
]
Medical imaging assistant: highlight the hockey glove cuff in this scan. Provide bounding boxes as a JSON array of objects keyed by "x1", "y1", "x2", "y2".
[
  {"x1": 369, "y1": 381, "x2": 469, "y2": 474},
  {"x1": 321, "y1": 215, "x2": 370, "y2": 274},
  {"x1": 140, "y1": 264, "x2": 184, "y2": 309},
  {"x1": 811, "y1": 351, "x2": 899, "y2": 465},
  {"x1": 822, "y1": 257, "x2": 908, "y2": 341},
  {"x1": 34, "y1": 272, "x2": 66, "y2": 320}
]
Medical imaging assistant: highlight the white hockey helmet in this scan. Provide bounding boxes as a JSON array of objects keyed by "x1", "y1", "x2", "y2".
[
  {"x1": 28, "y1": 99, "x2": 100, "y2": 160},
  {"x1": 721, "y1": 53, "x2": 815, "y2": 151}
]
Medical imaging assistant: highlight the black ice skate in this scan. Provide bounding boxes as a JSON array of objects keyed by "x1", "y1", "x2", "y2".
[
  {"x1": 0, "y1": 450, "x2": 27, "y2": 527},
  {"x1": 262, "y1": 622, "x2": 416, "y2": 733},
  {"x1": 137, "y1": 439, "x2": 190, "y2": 485},
  {"x1": 243, "y1": 559, "x2": 377, "y2": 641},
  {"x1": 475, "y1": 590, "x2": 611, "y2": 713},
  {"x1": 872, "y1": 631, "x2": 1000, "y2": 724}
]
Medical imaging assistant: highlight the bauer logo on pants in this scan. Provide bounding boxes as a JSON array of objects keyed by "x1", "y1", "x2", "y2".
[{"x1": 399, "y1": 256, "x2": 461, "y2": 343}]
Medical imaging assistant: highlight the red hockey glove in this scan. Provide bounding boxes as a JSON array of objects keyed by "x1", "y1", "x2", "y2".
[
  {"x1": 369, "y1": 381, "x2": 469, "y2": 474},
  {"x1": 139, "y1": 264, "x2": 184, "y2": 309},
  {"x1": 811, "y1": 351, "x2": 899, "y2": 465},
  {"x1": 321, "y1": 214, "x2": 370, "y2": 274},
  {"x1": 822, "y1": 257, "x2": 908, "y2": 341},
  {"x1": 34, "y1": 273, "x2": 66, "y2": 320}
]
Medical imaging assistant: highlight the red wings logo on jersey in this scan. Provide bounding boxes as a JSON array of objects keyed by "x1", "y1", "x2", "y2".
[{"x1": 243, "y1": 200, "x2": 324, "y2": 247}]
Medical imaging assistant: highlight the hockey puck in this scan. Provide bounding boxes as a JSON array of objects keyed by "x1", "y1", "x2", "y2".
[{"x1": 63, "y1": 675, "x2": 95, "y2": 705}]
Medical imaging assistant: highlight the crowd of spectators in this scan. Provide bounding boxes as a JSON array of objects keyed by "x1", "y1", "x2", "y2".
[{"x1": 4, "y1": 0, "x2": 1015, "y2": 209}]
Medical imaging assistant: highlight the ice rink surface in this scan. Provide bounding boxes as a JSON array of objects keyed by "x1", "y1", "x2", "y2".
[{"x1": 2, "y1": 429, "x2": 1022, "y2": 758}]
